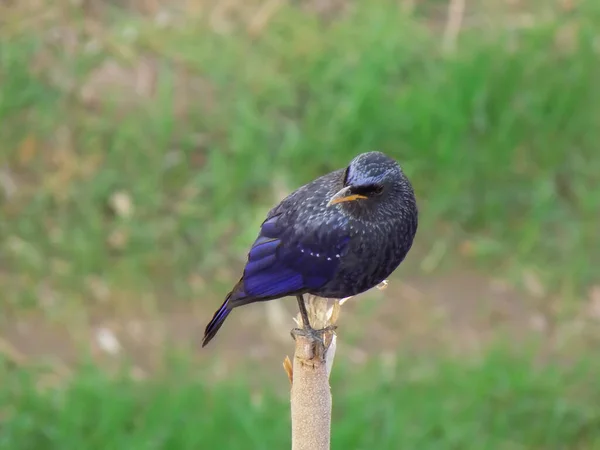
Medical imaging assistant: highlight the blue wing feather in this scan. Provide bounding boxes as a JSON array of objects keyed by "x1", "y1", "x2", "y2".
[
  {"x1": 230, "y1": 214, "x2": 349, "y2": 303},
  {"x1": 203, "y1": 180, "x2": 351, "y2": 347}
]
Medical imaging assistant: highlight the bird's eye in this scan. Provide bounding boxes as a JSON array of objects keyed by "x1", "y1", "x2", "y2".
[{"x1": 354, "y1": 184, "x2": 384, "y2": 197}]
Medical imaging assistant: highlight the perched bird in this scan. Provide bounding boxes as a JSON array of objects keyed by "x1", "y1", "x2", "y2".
[{"x1": 202, "y1": 151, "x2": 418, "y2": 347}]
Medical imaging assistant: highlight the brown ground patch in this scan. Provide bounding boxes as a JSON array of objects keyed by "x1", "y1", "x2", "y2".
[{"x1": 1, "y1": 268, "x2": 555, "y2": 381}]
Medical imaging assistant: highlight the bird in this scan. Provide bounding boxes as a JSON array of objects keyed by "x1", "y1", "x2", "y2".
[{"x1": 202, "y1": 151, "x2": 418, "y2": 347}]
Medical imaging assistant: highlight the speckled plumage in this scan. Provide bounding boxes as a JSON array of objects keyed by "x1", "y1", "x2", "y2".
[{"x1": 202, "y1": 151, "x2": 418, "y2": 347}]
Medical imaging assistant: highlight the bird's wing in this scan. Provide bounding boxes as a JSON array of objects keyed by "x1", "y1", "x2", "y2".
[{"x1": 228, "y1": 213, "x2": 349, "y2": 306}]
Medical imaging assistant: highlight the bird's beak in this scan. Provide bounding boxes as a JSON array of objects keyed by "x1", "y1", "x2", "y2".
[{"x1": 327, "y1": 186, "x2": 367, "y2": 207}]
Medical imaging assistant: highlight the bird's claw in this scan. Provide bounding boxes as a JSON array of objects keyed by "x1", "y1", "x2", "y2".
[{"x1": 290, "y1": 325, "x2": 337, "y2": 344}]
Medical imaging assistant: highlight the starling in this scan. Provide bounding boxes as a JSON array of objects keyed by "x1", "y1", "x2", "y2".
[{"x1": 202, "y1": 151, "x2": 418, "y2": 347}]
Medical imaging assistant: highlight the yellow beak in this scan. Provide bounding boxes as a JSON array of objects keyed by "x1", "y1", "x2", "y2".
[{"x1": 326, "y1": 186, "x2": 367, "y2": 207}]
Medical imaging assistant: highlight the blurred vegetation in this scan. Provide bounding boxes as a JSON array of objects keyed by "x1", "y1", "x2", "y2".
[
  {"x1": 3, "y1": 350, "x2": 600, "y2": 449},
  {"x1": 1, "y1": 0, "x2": 598, "y2": 312},
  {"x1": 1, "y1": 0, "x2": 600, "y2": 448}
]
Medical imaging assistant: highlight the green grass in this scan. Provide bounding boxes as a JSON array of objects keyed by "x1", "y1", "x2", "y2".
[
  {"x1": 0, "y1": 1, "x2": 598, "y2": 314},
  {"x1": 1, "y1": 3, "x2": 600, "y2": 448},
  {"x1": 2, "y1": 349, "x2": 600, "y2": 449}
]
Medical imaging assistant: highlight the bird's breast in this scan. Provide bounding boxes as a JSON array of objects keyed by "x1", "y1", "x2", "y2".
[{"x1": 314, "y1": 216, "x2": 415, "y2": 298}]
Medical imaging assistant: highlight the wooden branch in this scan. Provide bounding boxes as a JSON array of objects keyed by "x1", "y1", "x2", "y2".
[
  {"x1": 285, "y1": 282, "x2": 387, "y2": 449},
  {"x1": 287, "y1": 295, "x2": 340, "y2": 450}
]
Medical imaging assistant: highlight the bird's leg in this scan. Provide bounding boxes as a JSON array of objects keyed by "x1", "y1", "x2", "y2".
[
  {"x1": 296, "y1": 294, "x2": 312, "y2": 330},
  {"x1": 291, "y1": 294, "x2": 337, "y2": 344}
]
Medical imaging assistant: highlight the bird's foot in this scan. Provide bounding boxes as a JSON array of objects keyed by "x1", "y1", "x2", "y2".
[{"x1": 290, "y1": 325, "x2": 337, "y2": 345}]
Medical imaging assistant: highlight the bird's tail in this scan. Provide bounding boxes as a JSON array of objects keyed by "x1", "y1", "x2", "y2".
[
  {"x1": 203, "y1": 279, "x2": 260, "y2": 347},
  {"x1": 202, "y1": 297, "x2": 232, "y2": 347}
]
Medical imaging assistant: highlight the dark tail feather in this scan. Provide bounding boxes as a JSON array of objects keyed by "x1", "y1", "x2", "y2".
[{"x1": 202, "y1": 298, "x2": 232, "y2": 347}]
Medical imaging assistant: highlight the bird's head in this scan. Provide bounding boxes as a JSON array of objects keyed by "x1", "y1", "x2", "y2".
[
  {"x1": 327, "y1": 151, "x2": 411, "y2": 211},
  {"x1": 327, "y1": 152, "x2": 404, "y2": 206}
]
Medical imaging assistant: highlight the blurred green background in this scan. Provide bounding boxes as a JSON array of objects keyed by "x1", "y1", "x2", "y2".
[{"x1": 1, "y1": 0, "x2": 600, "y2": 448}]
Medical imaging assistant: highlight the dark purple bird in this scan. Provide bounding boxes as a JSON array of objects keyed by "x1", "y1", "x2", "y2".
[{"x1": 202, "y1": 151, "x2": 418, "y2": 347}]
